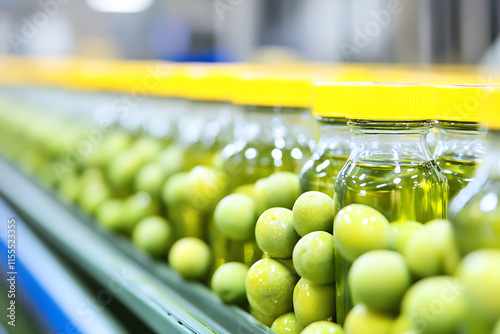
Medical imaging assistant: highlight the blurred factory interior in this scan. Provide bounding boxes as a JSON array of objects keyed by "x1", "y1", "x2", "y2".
[{"x1": 0, "y1": 0, "x2": 499, "y2": 65}]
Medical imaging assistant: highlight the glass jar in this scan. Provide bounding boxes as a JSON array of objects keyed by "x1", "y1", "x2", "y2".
[
  {"x1": 222, "y1": 73, "x2": 313, "y2": 190},
  {"x1": 160, "y1": 65, "x2": 239, "y2": 242},
  {"x1": 300, "y1": 83, "x2": 353, "y2": 195},
  {"x1": 434, "y1": 85, "x2": 488, "y2": 200},
  {"x1": 449, "y1": 87, "x2": 500, "y2": 257},
  {"x1": 217, "y1": 72, "x2": 314, "y2": 268},
  {"x1": 334, "y1": 83, "x2": 448, "y2": 324}
]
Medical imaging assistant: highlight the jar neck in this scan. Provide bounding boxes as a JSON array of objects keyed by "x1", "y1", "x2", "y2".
[
  {"x1": 315, "y1": 117, "x2": 352, "y2": 156},
  {"x1": 436, "y1": 121, "x2": 487, "y2": 135},
  {"x1": 433, "y1": 121, "x2": 487, "y2": 162},
  {"x1": 241, "y1": 104, "x2": 310, "y2": 139},
  {"x1": 348, "y1": 119, "x2": 433, "y2": 163},
  {"x1": 242, "y1": 104, "x2": 307, "y2": 121}
]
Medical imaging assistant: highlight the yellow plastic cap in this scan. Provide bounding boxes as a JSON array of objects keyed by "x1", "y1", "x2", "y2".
[
  {"x1": 232, "y1": 72, "x2": 314, "y2": 108},
  {"x1": 481, "y1": 86, "x2": 500, "y2": 130},
  {"x1": 313, "y1": 82, "x2": 349, "y2": 118},
  {"x1": 183, "y1": 64, "x2": 239, "y2": 101},
  {"x1": 435, "y1": 85, "x2": 490, "y2": 122},
  {"x1": 347, "y1": 83, "x2": 435, "y2": 120}
]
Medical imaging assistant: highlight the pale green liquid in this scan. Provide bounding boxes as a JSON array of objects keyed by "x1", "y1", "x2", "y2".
[
  {"x1": 437, "y1": 156, "x2": 479, "y2": 200},
  {"x1": 300, "y1": 153, "x2": 349, "y2": 196}
]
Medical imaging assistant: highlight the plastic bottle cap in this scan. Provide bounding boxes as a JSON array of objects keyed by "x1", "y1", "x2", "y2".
[
  {"x1": 182, "y1": 64, "x2": 240, "y2": 102},
  {"x1": 231, "y1": 72, "x2": 314, "y2": 108},
  {"x1": 347, "y1": 83, "x2": 435, "y2": 120},
  {"x1": 313, "y1": 82, "x2": 348, "y2": 118},
  {"x1": 481, "y1": 86, "x2": 500, "y2": 130},
  {"x1": 435, "y1": 85, "x2": 489, "y2": 122}
]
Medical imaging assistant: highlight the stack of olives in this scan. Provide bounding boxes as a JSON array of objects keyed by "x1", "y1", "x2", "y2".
[
  {"x1": 332, "y1": 203, "x2": 500, "y2": 334},
  {"x1": 210, "y1": 184, "x2": 500, "y2": 334},
  {"x1": 244, "y1": 189, "x2": 340, "y2": 333}
]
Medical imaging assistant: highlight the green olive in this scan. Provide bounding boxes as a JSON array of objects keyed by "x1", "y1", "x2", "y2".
[
  {"x1": 249, "y1": 306, "x2": 276, "y2": 327},
  {"x1": 271, "y1": 312, "x2": 303, "y2": 334},
  {"x1": 122, "y1": 192, "x2": 160, "y2": 233},
  {"x1": 135, "y1": 162, "x2": 167, "y2": 196},
  {"x1": 158, "y1": 145, "x2": 186, "y2": 176},
  {"x1": 344, "y1": 304, "x2": 393, "y2": 334},
  {"x1": 255, "y1": 208, "x2": 299, "y2": 259},
  {"x1": 162, "y1": 172, "x2": 190, "y2": 206},
  {"x1": 78, "y1": 180, "x2": 110, "y2": 214},
  {"x1": 210, "y1": 262, "x2": 249, "y2": 304},
  {"x1": 401, "y1": 276, "x2": 466, "y2": 334},
  {"x1": 58, "y1": 172, "x2": 81, "y2": 202},
  {"x1": 168, "y1": 237, "x2": 211, "y2": 280},
  {"x1": 404, "y1": 219, "x2": 460, "y2": 278},
  {"x1": 334, "y1": 204, "x2": 393, "y2": 262},
  {"x1": 185, "y1": 166, "x2": 228, "y2": 212},
  {"x1": 458, "y1": 249, "x2": 500, "y2": 326},
  {"x1": 390, "y1": 315, "x2": 415, "y2": 334},
  {"x1": 129, "y1": 136, "x2": 164, "y2": 164},
  {"x1": 292, "y1": 231, "x2": 335, "y2": 285},
  {"x1": 348, "y1": 250, "x2": 411, "y2": 314},
  {"x1": 293, "y1": 278, "x2": 335, "y2": 327},
  {"x1": 233, "y1": 183, "x2": 254, "y2": 197},
  {"x1": 391, "y1": 221, "x2": 423, "y2": 254},
  {"x1": 292, "y1": 191, "x2": 335, "y2": 236},
  {"x1": 254, "y1": 172, "x2": 301, "y2": 214},
  {"x1": 107, "y1": 150, "x2": 144, "y2": 190},
  {"x1": 246, "y1": 258, "x2": 295, "y2": 318},
  {"x1": 96, "y1": 199, "x2": 124, "y2": 231},
  {"x1": 132, "y1": 216, "x2": 173, "y2": 258},
  {"x1": 214, "y1": 194, "x2": 257, "y2": 241},
  {"x1": 301, "y1": 321, "x2": 344, "y2": 334}
]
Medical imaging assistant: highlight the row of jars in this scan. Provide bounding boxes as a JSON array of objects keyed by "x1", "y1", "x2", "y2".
[{"x1": 0, "y1": 59, "x2": 499, "y2": 328}]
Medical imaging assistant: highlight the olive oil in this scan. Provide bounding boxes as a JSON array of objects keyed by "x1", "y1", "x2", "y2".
[
  {"x1": 335, "y1": 161, "x2": 448, "y2": 223},
  {"x1": 436, "y1": 157, "x2": 478, "y2": 199},
  {"x1": 300, "y1": 153, "x2": 349, "y2": 195}
]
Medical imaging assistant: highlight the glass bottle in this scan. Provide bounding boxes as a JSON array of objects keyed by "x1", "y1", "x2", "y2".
[
  {"x1": 163, "y1": 65, "x2": 238, "y2": 241},
  {"x1": 334, "y1": 83, "x2": 448, "y2": 324},
  {"x1": 218, "y1": 72, "x2": 314, "y2": 268},
  {"x1": 300, "y1": 83, "x2": 353, "y2": 196},
  {"x1": 449, "y1": 86, "x2": 500, "y2": 257},
  {"x1": 434, "y1": 85, "x2": 488, "y2": 200},
  {"x1": 222, "y1": 73, "x2": 313, "y2": 190}
]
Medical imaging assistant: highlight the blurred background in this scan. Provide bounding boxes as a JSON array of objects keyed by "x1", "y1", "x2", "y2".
[{"x1": 0, "y1": 0, "x2": 499, "y2": 65}]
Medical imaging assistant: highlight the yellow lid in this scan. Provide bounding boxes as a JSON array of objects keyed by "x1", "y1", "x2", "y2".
[
  {"x1": 435, "y1": 85, "x2": 489, "y2": 122},
  {"x1": 183, "y1": 64, "x2": 239, "y2": 101},
  {"x1": 482, "y1": 86, "x2": 500, "y2": 130},
  {"x1": 347, "y1": 83, "x2": 434, "y2": 120},
  {"x1": 62, "y1": 59, "x2": 186, "y2": 96},
  {"x1": 232, "y1": 72, "x2": 314, "y2": 108},
  {"x1": 313, "y1": 82, "x2": 348, "y2": 118}
]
